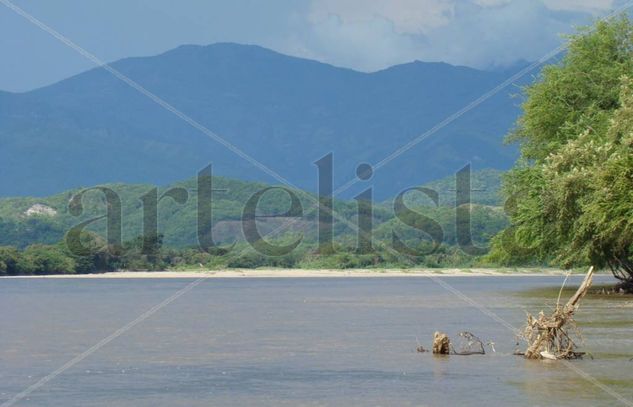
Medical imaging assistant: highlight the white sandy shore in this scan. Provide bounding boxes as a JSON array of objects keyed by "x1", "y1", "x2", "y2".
[{"x1": 0, "y1": 268, "x2": 581, "y2": 279}]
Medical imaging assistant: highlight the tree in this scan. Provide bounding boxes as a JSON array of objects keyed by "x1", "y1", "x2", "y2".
[
  {"x1": 490, "y1": 16, "x2": 633, "y2": 289},
  {"x1": 20, "y1": 245, "x2": 76, "y2": 275},
  {"x1": 64, "y1": 231, "x2": 118, "y2": 273},
  {"x1": 0, "y1": 246, "x2": 20, "y2": 275},
  {"x1": 119, "y1": 234, "x2": 167, "y2": 271}
]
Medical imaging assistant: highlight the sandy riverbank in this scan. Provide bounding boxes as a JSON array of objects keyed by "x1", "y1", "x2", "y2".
[{"x1": 0, "y1": 268, "x2": 580, "y2": 279}]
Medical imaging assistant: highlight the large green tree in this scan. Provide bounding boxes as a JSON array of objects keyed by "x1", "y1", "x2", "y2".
[{"x1": 489, "y1": 16, "x2": 633, "y2": 289}]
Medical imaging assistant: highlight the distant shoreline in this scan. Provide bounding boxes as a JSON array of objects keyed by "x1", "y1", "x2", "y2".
[{"x1": 0, "y1": 268, "x2": 586, "y2": 279}]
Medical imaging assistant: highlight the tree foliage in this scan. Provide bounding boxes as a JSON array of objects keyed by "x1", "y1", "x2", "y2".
[
  {"x1": 490, "y1": 16, "x2": 633, "y2": 282},
  {"x1": 0, "y1": 247, "x2": 20, "y2": 275}
]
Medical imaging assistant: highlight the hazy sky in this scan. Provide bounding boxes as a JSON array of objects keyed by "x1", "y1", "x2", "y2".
[{"x1": 0, "y1": 0, "x2": 628, "y2": 92}]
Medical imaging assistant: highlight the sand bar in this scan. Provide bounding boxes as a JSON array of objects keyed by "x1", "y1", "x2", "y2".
[{"x1": 0, "y1": 268, "x2": 583, "y2": 279}]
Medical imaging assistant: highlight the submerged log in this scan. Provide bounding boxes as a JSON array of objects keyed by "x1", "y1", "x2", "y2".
[{"x1": 522, "y1": 266, "x2": 594, "y2": 360}]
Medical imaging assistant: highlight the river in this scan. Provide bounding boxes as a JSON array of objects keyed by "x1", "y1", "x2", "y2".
[{"x1": 1, "y1": 275, "x2": 632, "y2": 406}]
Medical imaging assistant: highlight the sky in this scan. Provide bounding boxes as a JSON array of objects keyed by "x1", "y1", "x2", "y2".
[{"x1": 0, "y1": 0, "x2": 628, "y2": 92}]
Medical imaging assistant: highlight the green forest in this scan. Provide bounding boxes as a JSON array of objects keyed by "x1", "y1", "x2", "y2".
[{"x1": 0, "y1": 169, "x2": 506, "y2": 275}]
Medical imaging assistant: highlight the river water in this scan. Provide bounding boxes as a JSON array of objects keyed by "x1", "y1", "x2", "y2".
[{"x1": 1, "y1": 275, "x2": 632, "y2": 406}]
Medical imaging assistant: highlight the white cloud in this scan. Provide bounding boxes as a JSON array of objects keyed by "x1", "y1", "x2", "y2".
[
  {"x1": 297, "y1": 0, "x2": 624, "y2": 71},
  {"x1": 473, "y1": 0, "x2": 511, "y2": 7},
  {"x1": 309, "y1": 0, "x2": 455, "y2": 35},
  {"x1": 296, "y1": 13, "x2": 422, "y2": 71},
  {"x1": 542, "y1": 0, "x2": 615, "y2": 13}
]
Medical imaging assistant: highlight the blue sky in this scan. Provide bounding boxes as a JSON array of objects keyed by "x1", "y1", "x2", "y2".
[{"x1": 0, "y1": 0, "x2": 627, "y2": 92}]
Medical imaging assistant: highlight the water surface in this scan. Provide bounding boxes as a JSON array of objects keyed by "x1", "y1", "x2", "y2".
[{"x1": 1, "y1": 276, "x2": 632, "y2": 406}]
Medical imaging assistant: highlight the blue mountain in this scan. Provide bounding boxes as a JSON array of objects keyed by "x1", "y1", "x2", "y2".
[{"x1": 0, "y1": 43, "x2": 526, "y2": 199}]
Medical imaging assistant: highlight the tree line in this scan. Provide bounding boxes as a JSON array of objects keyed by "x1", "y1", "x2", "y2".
[{"x1": 0, "y1": 231, "x2": 487, "y2": 276}]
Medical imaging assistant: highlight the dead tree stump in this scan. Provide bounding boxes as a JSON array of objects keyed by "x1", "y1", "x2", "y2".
[
  {"x1": 432, "y1": 331, "x2": 451, "y2": 354},
  {"x1": 522, "y1": 266, "x2": 594, "y2": 360}
]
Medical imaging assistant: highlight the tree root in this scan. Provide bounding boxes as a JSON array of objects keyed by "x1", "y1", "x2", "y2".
[{"x1": 613, "y1": 279, "x2": 633, "y2": 294}]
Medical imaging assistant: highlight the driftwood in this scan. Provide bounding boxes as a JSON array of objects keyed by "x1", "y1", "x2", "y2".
[
  {"x1": 452, "y1": 332, "x2": 486, "y2": 355},
  {"x1": 520, "y1": 266, "x2": 594, "y2": 360},
  {"x1": 430, "y1": 331, "x2": 486, "y2": 355},
  {"x1": 420, "y1": 269, "x2": 594, "y2": 360},
  {"x1": 432, "y1": 331, "x2": 451, "y2": 354}
]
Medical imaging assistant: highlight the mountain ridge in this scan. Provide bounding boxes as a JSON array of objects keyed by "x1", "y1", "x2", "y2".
[
  {"x1": 0, "y1": 42, "x2": 526, "y2": 198},
  {"x1": 6, "y1": 43, "x2": 503, "y2": 95}
]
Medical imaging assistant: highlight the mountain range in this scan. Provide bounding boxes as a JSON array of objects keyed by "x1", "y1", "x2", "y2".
[{"x1": 0, "y1": 43, "x2": 528, "y2": 199}]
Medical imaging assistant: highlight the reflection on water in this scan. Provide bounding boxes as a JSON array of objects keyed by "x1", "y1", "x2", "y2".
[{"x1": 1, "y1": 276, "x2": 632, "y2": 406}]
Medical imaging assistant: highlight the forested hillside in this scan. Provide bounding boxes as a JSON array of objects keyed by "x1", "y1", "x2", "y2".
[{"x1": 0, "y1": 170, "x2": 508, "y2": 273}]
